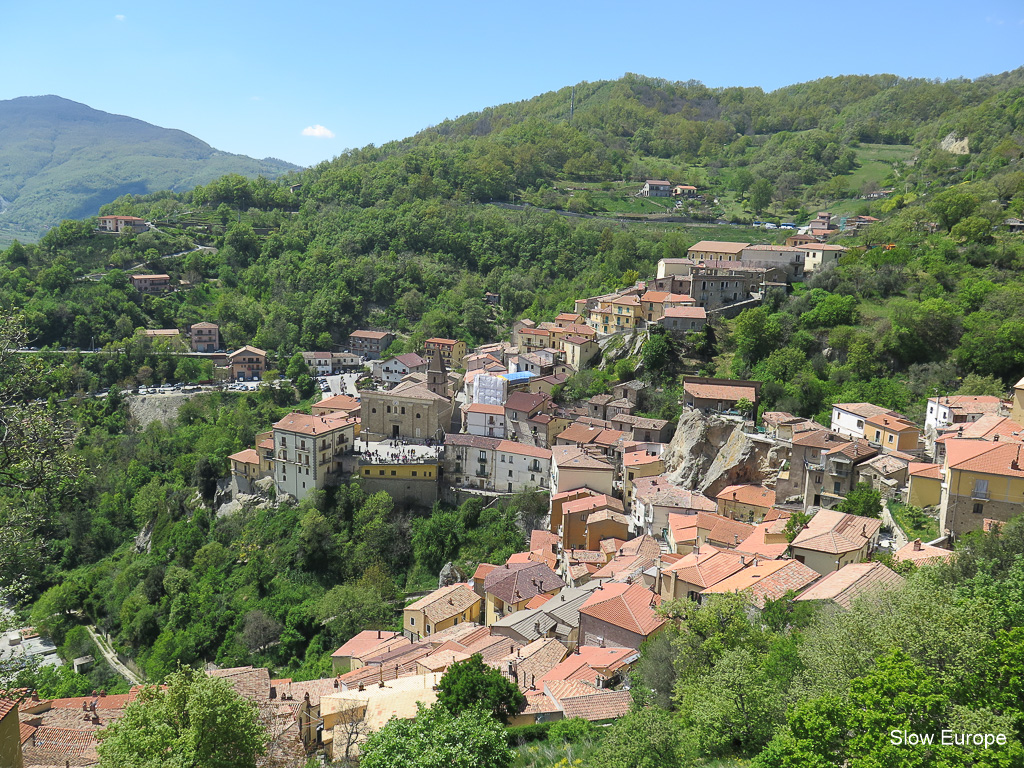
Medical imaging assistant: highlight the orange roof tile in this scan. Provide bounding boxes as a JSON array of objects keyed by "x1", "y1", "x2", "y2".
[
  {"x1": 795, "y1": 562, "x2": 903, "y2": 609},
  {"x1": 716, "y1": 484, "x2": 776, "y2": 508},
  {"x1": 791, "y1": 509, "x2": 881, "y2": 555},
  {"x1": 702, "y1": 559, "x2": 820, "y2": 608},
  {"x1": 579, "y1": 582, "x2": 665, "y2": 636}
]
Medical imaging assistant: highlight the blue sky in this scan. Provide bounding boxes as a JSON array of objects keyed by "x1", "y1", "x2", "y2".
[{"x1": 4, "y1": 1, "x2": 1023, "y2": 167}]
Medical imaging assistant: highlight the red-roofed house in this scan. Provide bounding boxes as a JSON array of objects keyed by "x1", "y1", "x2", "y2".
[
  {"x1": 578, "y1": 582, "x2": 665, "y2": 649},
  {"x1": 701, "y1": 558, "x2": 820, "y2": 608},
  {"x1": 0, "y1": 698, "x2": 22, "y2": 768},
  {"x1": 716, "y1": 484, "x2": 777, "y2": 522},
  {"x1": 892, "y1": 538, "x2": 955, "y2": 566},
  {"x1": 939, "y1": 440, "x2": 1024, "y2": 536},
  {"x1": 794, "y1": 561, "x2": 903, "y2": 609},
  {"x1": 330, "y1": 630, "x2": 404, "y2": 673},
  {"x1": 404, "y1": 584, "x2": 482, "y2": 640},
  {"x1": 791, "y1": 509, "x2": 881, "y2": 575},
  {"x1": 682, "y1": 376, "x2": 760, "y2": 414}
]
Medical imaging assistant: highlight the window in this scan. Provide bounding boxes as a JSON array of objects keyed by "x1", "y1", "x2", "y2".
[
  {"x1": 973, "y1": 502, "x2": 985, "y2": 515},
  {"x1": 379, "y1": 470, "x2": 385, "y2": 476},
  {"x1": 887, "y1": 434, "x2": 894, "y2": 443},
  {"x1": 410, "y1": 617, "x2": 415, "y2": 626},
  {"x1": 508, "y1": 470, "x2": 513, "y2": 478},
  {"x1": 391, "y1": 470, "x2": 396, "y2": 476},
  {"x1": 412, "y1": 471, "x2": 417, "y2": 477},
  {"x1": 416, "y1": 413, "x2": 421, "y2": 419},
  {"x1": 401, "y1": 407, "x2": 406, "y2": 415},
  {"x1": 386, "y1": 405, "x2": 391, "y2": 413},
  {"x1": 371, "y1": 408, "x2": 377, "y2": 414}
]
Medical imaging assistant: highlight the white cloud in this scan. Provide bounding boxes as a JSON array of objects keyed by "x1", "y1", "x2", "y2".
[
  {"x1": 114, "y1": 14, "x2": 125, "y2": 21},
  {"x1": 301, "y1": 124, "x2": 335, "y2": 139}
]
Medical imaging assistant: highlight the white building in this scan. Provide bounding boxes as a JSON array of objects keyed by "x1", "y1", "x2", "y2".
[
  {"x1": 372, "y1": 353, "x2": 428, "y2": 388},
  {"x1": 272, "y1": 412, "x2": 358, "y2": 500},
  {"x1": 443, "y1": 434, "x2": 551, "y2": 494},
  {"x1": 464, "y1": 403, "x2": 507, "y2": 438},
  {"x1": 924, "y1": 395, "x2": 1004, "y2": 432},
  {"x1": 830, "y1": 403, "x2": 897, "y2": 440},
  {"x1": 302, "y1": 351, "x2": 334, "y2": 377}
]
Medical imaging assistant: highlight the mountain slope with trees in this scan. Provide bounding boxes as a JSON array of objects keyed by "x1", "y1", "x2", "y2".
[{"x1": 0, "y1": 95, "x2": 298, "y2": 244}]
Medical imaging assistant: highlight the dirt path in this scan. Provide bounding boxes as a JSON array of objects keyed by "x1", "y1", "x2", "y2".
[{"x1": 87, "y1": 625, "x2": 142, "y2": 685}]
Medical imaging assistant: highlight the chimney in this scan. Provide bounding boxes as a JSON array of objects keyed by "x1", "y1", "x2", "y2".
[
  {"x1": 740, "y1": 556, "x2": 746, "y2": 566},
  {"x1": 377, "y1": 630, "x2": 381, "y2": 638},
  {"x1": 913, "y1": 539, "x2": 922, "y2": 551},
  {"x1": 995, "y1": 434, "x2": 1001, "y2": 442}
]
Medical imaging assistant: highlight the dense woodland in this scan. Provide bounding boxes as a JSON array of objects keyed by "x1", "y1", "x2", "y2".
[{"x1": 2, "y1": 70, "x2": 1024, "y2": 765}]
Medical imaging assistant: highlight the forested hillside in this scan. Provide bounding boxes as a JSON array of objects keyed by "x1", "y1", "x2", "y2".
[
  {"x1": 0, "y1": 95, "x2": 298, "y2": 244},
  {"x1": 2, "y1": 69, "x2": 1024, "y2": 764}
]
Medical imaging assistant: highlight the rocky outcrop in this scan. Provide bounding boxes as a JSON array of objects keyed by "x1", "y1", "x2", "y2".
[
  {"x1": 940, "y1": 132, "x2": 970, "y2": 155},
  {"x1": 663, "y1": 408, "x2": 785, "y2": 498},
  {"x1": 438, "y1": 562, "x2": 465, "y2": 589}
]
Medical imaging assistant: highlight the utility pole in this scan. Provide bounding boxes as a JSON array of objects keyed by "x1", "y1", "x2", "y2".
[{"x1": 569, "y1": 86, "x2": 575, "y2": 125}]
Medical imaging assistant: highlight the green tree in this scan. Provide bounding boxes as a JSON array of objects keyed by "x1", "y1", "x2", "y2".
[
  {"x1": 596, "y1": 707, "x2": 692, "y2": 768},
  {"x1": 96, "y1": 666, "x2": 267, "y2": 768},
  {"x1": 750, "y1": 178, "x2": 775, "y2": 214},
  {"x1": 642, "y1": 326, "x2": 680, "y2": 384},
  {"x1": 950, "y1": 215, "x2": 994, "y2": 244},
  {"x1": 929, "y1": 189, "x2": 978, "y2": 232},
  {"x1": 836, "y1": 483, "x2": 882, "y2": 519},
  {"x1": 435, "y1": 653, "x2": 526, "y2": 724},
  {"x1": 359, "y1": 703, "x2": 512, "y2": 768}
]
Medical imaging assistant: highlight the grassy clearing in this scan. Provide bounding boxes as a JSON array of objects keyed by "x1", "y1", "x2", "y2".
[
  {"x1": 888, "y1": 499, "x2": 940, "y2": 542},
  {"x1": 845, "y1": 143, "x2": 917, "y2": 194}
]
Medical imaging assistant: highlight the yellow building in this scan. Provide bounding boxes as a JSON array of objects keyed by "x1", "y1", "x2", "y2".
[
  {"x1": 790, "y1": 509, "x2": 881, "y2": 576},
  {"x1": 483, "y1": 562, "x2": 564, "y2": 625},
  {"x1": 1013, "y1": 376, "x2": 1024, "y2": 424},
  {"x1": 686, "y1": 240, "x2": 750, "y2": 262},
  {"x1": 940, "y1": 440, "x2": 1024, "y2": 536},
  {"x1": 228, "y1": 448, "x2": 262, "y2": 483},
  {"x1": 0, "y1": 699, "x2": 23, "y2": 768},
  {"x1": 424, "y1": 337, "x2": 467, "y2": 369},
  {"x1": 864, "y1": 413, "x2": 920, "y2": 453},
  {"x1": 403, "y1": 584, "x2": 481, "y2": 640},
  {"x1": 907, "y1": 462, "x2": 943, "y2": 508},
  {"x1": 715, "y1": 484, "x2": 777, "y2": 523},
  {"x1": 551, "y1": 446, "x2": 614, "y2": 495}
]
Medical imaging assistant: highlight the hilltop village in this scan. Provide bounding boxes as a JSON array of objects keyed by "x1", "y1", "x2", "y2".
[{"x1": 12, "y1": 225, "x2": 1024, "y2": 765}]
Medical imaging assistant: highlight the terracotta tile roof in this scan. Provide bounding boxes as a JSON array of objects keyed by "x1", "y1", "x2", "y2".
[
  {"x1": 893, "y1": 538, "x2": 954, "y2": 565},
  {"x1": 633, "y1": 477, "x2": 717, "y2": 511},
  {"x1": 833, "y1": 402, "x2": 897, "y2": 420},
  {"x1": 314, "y1": 393, "x2": 360, "y2": 413},
  {"x1": 862, "y1": 454, "x2": 908, "y2": 476},
  {"x1": 663, "y1": 306, "x2": 707, "y2": 319},
  {"x1": 562, "y1": 495, "x2": 624, "y2": 517},
  {"x1": 716, "y1": 484, "x2": 776, "y2": 508},
  {"x1": 530, "y1": 530, "x2": 561, "y2": 553},
  {"x1": 908, "y1": 462, "x2": 942, "y2": 480},
  {"x1": 793, "y1": 430, "x2": 848, "y2": 448},
  {"x1": 792, "y1": 509, "x2": 881, "y2": 555},
  {"x1": 826, "y1": 439, "x2": 878, "y2": 462},
  {"x1": 405, "y1": 584, "x2": 480, "y2": 624},
  {"x1": 473, "y1": 562, "x2": 498, "y2": 581},
  {"x1": 350, "y1": 330, "x2": 391, "y2": 340},
  {"x1": 526, "y1": 593, "x2": 554, "y2": 609},
  {"x1": 663, "y1": 544, "x2": 748, "y2": 588},
  {"x1": 228, "y1": 344, "x2": 266, "y2": 357},
  {"x1": 586, "y1": 509, "x2": 631, "y2": 527},
  {"x1": 928, "y1": 394, "x2": 1003, "y2": 411},
  {"x1": 378, "y1": 379, "x2": 451, "y2": 403},
  {"x1": 864, "y1": 413, "x2": 918, "y2": 432},
  {"x1": 30, "y1": 726, "x2": 97, "y2": 757},
  {"x1": 466, "y1": 403, "x2": 505, "y2": 415},
  {"x1": 795, "y1": 562, "x2": 904, "y2": 609},
  {"x1": 702, "y1": 558, "x2": 821, "y2": 608},
  {"x1": 228, "y1": 448, "x2": 259, "y2": 464},
  {"x1": 641, "y1": 291, "x2": 670, "y2": 303},
  {"x1": 209, "y1": 666, "x2": 271, "y2": 700},
  {"x1": 684, "y1": 381, "x2": 757, "y2": 401},
  {"x1": 46, "y1": 692, "x2": 137, "y2": 710},
  {"x1": 949, "y1": 442, "x2": 1024, "y2": 478},
  {"x1": 952, "y1": 415, "x2": 1023, "y2": 440},
  {"x1": 552, "y1": 445, "x2": 613, "y2": 470},
  {"x1": 484, "y1": 562, "x2": 564, "y2": 605},
  {"x1": 19, "y1": 720, "x2": 35, "y2": 744},
  {"x1": 496, "y1": 440, "x2": 551, "y2": 460},
  {"x1": 559, "y1": 689, "x2": 632, "y2": 721},
  {"x1": 623, "y1": 450, "x2": 663, "y2": 468},
  {"x1": 0, "y1": 698, "x2": 16, "y2": 720},
  {"x1": 705, "y1": 515, "x2": 756, "y2": 547},
  {"x1": 273, "y1": 412, "x2": 357, "y2": 436},
  {"x1": 733, "y1": 522, "x2": 791, "y2": 560},
  {"x1": 461, "y1": 632, "x2": 526, "y2": 663},
  {"x1": 688, "y1": 240, "x2": 750, "y2": 254},
  {"x1": 579, "y1": 582, "x2": 665, "y2": 636}
]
